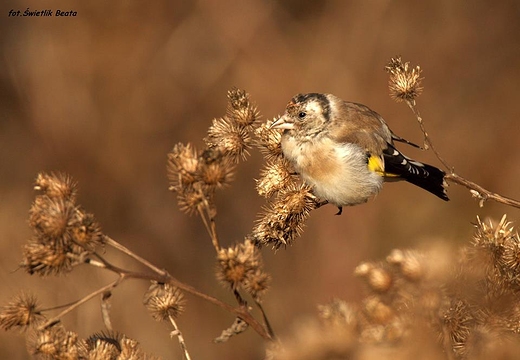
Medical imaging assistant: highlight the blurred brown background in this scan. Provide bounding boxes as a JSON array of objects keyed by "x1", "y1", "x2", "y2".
[{"x1": 1, "y1": 0, "x2": 520, "y2": 358}]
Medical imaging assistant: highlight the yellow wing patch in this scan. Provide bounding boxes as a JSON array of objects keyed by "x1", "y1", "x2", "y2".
[
  {"x1": 367, "y1": 155, "x2": 399, "y2": 178},
  {"x1": 367, "y1": 155, "x2": 385, "y2": 175}
]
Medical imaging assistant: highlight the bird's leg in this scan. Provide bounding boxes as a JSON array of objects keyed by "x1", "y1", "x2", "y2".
[
  {"x1": 316, "y1": 200, "x2": 328, "y2": 208},
  {"x1": 315, "y1": 199, "x2": 342, "y2": 215}
]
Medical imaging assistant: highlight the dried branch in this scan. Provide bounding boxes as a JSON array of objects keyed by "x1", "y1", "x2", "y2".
[
  {"x1": 404, "y1": 99, "x2": 453, "y2": 171},
  {"x1": 197, "y1": 205, "x2": 220, "y2": 251},
  {"x1": 164, "y1": 273, "x2": 272, "y2": 340},
  {"x1": 169, "y1": 315, "x2": 192, "y2": 360},
  {"x1": 445, "y1": 173, "x2": 520, "y2": 209},
  {"x1": 38, "y1": 276, "x2": 124, "y2": 330},
  {"x1": 100, "y1": 239, "x2": 273, "y2": 340},
  {"x1": 104, "y1": 235, "x2": 166, "y2": 276},
  {"x1": 386, "y1": 56, "x2": 520, "y2": 210}
]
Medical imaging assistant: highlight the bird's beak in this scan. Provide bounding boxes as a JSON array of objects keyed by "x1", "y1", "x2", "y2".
[{"x1": 270, "y1": 115, "x2": 294, "y2": 130}]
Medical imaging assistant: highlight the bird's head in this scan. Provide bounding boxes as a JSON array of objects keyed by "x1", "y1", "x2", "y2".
[{"x1": 271, "y1": 93, "x2": 332, "y2": 138}]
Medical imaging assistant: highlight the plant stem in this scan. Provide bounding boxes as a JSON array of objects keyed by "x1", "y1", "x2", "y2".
[
  {"x1": 169, "y1": 315, "x2": 192, "y2": 360},
  {"x1": 38, "y1": 276, "x2": 124, "y2": 330},
  {"x1": 445, "y1": 173, "x2": 520, "y2": 209},
  {"x1": 105, "y1": 236, "x2": 166, "y2": 276}
]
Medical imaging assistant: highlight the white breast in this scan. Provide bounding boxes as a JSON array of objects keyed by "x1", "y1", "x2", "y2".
[{"x1": 281, "y1": 136, "x2": 383, "y2": 206}]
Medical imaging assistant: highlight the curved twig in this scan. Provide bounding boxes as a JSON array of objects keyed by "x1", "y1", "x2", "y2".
[
  {"x1": 38, "y1": 276, "x2": 124, "y2": 330},
  {"x1": 96, "y1": 239, "x2": 273, "y2": 340},
  {"x1": 445, "y1": 173, "x2": 520, "y2": 209},
  {"x1": 403, "y1": 91, "x2": 520, "y2": 209}
]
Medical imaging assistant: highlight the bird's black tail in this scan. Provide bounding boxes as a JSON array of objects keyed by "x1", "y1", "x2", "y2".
[
  {"x1": 382, "y1": 145, "x2": 449, "y2": 201},
  {"x1": 402, "y1": 162, "x2": 449, "y2": 201}
]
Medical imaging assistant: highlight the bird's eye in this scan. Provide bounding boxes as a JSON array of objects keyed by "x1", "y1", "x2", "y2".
[{"x1": 298, "y1": 112, "x2": 306, "y2": 119}]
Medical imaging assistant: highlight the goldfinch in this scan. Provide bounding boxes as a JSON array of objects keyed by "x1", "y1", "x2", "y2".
[{"x1": 271, "y1": 93, "x2": 448, "y2": 214}]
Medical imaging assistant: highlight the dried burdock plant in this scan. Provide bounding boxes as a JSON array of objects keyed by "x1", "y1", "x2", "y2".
[
  {"x1": 386, "y1": 56, "x2": 520, "y2": 209},
  {"x1": 251, "y1": 184, "x2": 318, "y2": 249},
  {"x1": 216, "y1": 239, "x2": 270, "y2": 302},
  {"x1": 78, "y1": 331, "x2": 157, "y2": 360},
  {"x1": 26, "y1": 323, "x2": 79, "y2": 359},
  {"x1": 0, "y1": 292, "x2": 44, "y2": 331},
  {"x1": 167, "y1": 88, "x2": 258, "y2": 252},
  {"x1": 167, "y1": 143, "x2": 200, "y2": 192},
  {"x1": 5, "y1": 73, "x2": 520, "y2": 360},
  {"x1": 164, "y1": 89, "x2": 275, "y2": 342},
  {"x1": 22, "y1": 173, "x2": 104, "y2": 276},
  {"x1": 226, "y1": 86, "x2": 260, "y2": 127},
  {"x1": 252, "y1": 114, "x2": 331, "y2": 249},
  {"x1": 3, "y1": 89, "x2": 279, "y2": 359},
  {"x1": 197, "y1": 149, "x2": 236, "y2": 190},
  {"x1": 268, "y1": 216, "x2": 520, "y2": 360},
  {"x1": 386, "y1": 249, "x2": 425, "y2": 282},
  {"x1": 214, "y1": 238, "x2": 273, "y2": 342},
  {"x1": 457, "y1": 215, "x2": 520, "y2": 298},
  {"x1": 252, "y1": 120, "x2": 321, "y2": 249},
  {"x1": 385, "y1": 56, "x2": 423, "y2": 103},
  {"x1": 255, "y1": 158, "x2": 296, "y2": 198},
  {"x1": 34, "y1": 172, "x2": 78, "y2": 202},
  {"x1": 254, "y1": 120, "x2": 284, "y2": 161},
  {"x1": 167, "y1": 144, "x2": 235, "y2": 219},
  {"x1": 1, "y1": 174, "x2": 195, "y2": 358},
  {"x1": 385, "y1": 56, "x2": 448, "y2": 166},
  {"x1": 144, "y1": 282, "x2": 186, "y2": 321},
  {"x1": 205, "y1": 117, "x2": 252, "y2": 163},
  {"x1": 355, "y1": 262, "x2": 394, "y2": 293}
]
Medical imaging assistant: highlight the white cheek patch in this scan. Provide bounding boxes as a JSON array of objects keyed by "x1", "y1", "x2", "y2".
[{"x1": 305, "y1": 101, "x2": 323, "y2": 116}]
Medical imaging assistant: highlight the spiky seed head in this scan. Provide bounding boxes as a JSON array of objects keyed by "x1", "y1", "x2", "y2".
[
  {"x1": 26, "y1": 324, "x2": 78, "y2": 359},
  {"x1": 177, "y1": 185, "x2": 206, "y2": 216},
  {"x1": 254, "y1": 121, "x2": 283, "y2": 161},
  {"x1": 363, "y1": 296, "x2": 394, "y2": 325},
  {"x1": 441, "y1": 300, "x2": 473, "y2": 357},
  {"x1": 216, "y1": 239, "x2": 270, "y2": 300},
  {"x1": 69, "y1": 210, "x2": 104, "y2": 250},
  {"x1": 387, "y1": 249, "x2": 424, "y2": 281},
  {"x1": 34, "y1": 172, "x2": 77, "y2": 201},
  {"x1": 0, "y1": 293, "x2": 44, "y2": 331},
  {"x1": 251, "y1": 184, "x2": 316, "y2": 249},
  {"x1": 355, "y1": 262, "x2": 393, "y2": 293},
  {"x1": 29, "y1": 196, "x2": 76, "y2": 243},
  {"x1": 197, "y1": 156, "x2": 235, "y2": 190},
  {"x1": 205, "y1": 117, "x2": 251, "y2": 163},
  {"x1": 385, "y1": 56, "x2": 423, "y2": 103},
  {"x1": 243, "y1": 268, "x2": 271, "y2": 302},
  {"x1": 143, "y1": 282, "x2": 185, "y2": 321},
  {"x1": 256, "y1": 159, "x2": 295, "y2": 198},
  {"x1": 167, "y1": 143, "x2": 200, "y2": 191},
  {"x1": 319, "y1": 299, "x2": 358, "y2": 330},
  {"x1": 21, "y1": 240, "x2": 75, "y2": 276},
  {"x1": 79, "y1": 331, "x2": 131, "y2": 358},
  {"x1": 226, "y1": 87, "x2": 259, "y2": 126}
]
